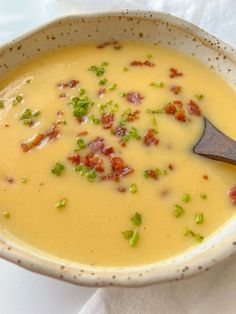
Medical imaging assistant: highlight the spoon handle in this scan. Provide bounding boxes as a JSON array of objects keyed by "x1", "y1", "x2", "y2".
[{"x1": 193, "y1": 118, "x2": 236, "y2": 166}]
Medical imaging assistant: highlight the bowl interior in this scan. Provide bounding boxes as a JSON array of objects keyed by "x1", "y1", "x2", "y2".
[{"x1": 0, "y1": 10, "x2": 235, "y2": 287}]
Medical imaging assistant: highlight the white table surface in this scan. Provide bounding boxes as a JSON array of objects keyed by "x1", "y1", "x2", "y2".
[{"x1": 0, "y1": 0, "x2": 235, "y2": 313}]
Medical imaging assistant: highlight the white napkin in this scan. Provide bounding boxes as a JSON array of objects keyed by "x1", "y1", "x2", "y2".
[{"x1": 0, "y1": 1, "x2": 235, "y2": 313}]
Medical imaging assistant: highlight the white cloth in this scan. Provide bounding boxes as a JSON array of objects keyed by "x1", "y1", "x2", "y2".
[{"x1": 0, "y1": 1, "x2": 235, "y2": 313}]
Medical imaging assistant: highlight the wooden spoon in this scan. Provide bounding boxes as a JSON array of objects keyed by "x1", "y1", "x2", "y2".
[{"x1": 193, "y1": 118, "x2": 236, "y2": 165}]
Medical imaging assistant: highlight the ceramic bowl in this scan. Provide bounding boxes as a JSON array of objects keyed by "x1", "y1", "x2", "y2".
[{"x1": 0, "y1": 10, "x2": 235, "y2": 287}]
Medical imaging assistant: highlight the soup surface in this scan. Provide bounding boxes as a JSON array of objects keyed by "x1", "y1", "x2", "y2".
[{"x1": 0, "y1": 42, "x2": 235, "y2": 267}]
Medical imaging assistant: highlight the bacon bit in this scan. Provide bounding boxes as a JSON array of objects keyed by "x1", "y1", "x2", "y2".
[
  {"x1": 111, "y1": 157, "x2": 134, "y2": 177},
  {"x1": 46, "y1": 124, "x2": 60, "y2": 140},
  {"x1": 164, "y1": 104, "x2": 176, "y2": 114},
  {"x1": 187, "y1": 99, "x2": 201, "y2": 116},
  {"x1": 101, "y1": 173, "x2": 119, "y2": 182},
  {"x1": 57, "y1": 110, "x2": 64, "y2": 116},
  {"x1": 144, "y1": 129, "x2": 159, "y2": 146},
  {"x1": 203, "y1": 175, "x2": 208, "y2": 180},
  {"x1": 96, "y1": 41, "x2": 118, "y2": 49},
  {"x1": 168, "y1": 164, "x2": 174, "y2": 170},
  {"x1": 83, "y1": 154, "x2": 104, "y2": 172},
  {"x1": 67, "y1": 154, "x2": 81, "y2": 165},
  {"x1": 89, "y1": 137, "x2": 104, "y2": 153},
  {"x1": 126, "y1": 92, "x2": 143, "y2": 105},
  {"x1": 229, "y1": 186, "x2": 236, "y2": 205},
  {"x1": 57, "y1": 80, "x2": 79, "y2": 89},
  {"x1": 21, "y1": 133, "x2": 45, "y2": 152},
  {"x1": 169, "y1": 67, "x2": 183, "y2": 78},
  {"x1": 98, "y1": 87, "x2": 106, "y2": 98},
  {"x1": 127, "y1": 110, "x2": 140, "y2": 122},
  {"x1": 101, "y1": 112, "x2": 114, "y2": 129},
  {"x1": 170, "y1": 85, "x2": 181, "y2": 95},
  {"x1": 21, "y1": 124, "x2": 60, "y2": 152},
  {"x1": 68, "y1": 80, "x2": 79, "y2": 88},
  {"x1": 102, "y1": 146, "x2": 114, "y2": 156},
  {"x1": 118, "y1": 186, "x2": 126, "y2": 193},
  {"x1": 164, "y1": 100, "x2": 183, "y2": 114},
  {"x1": 6, "y1": 176, "x2": 14, "y2": 184},
  {"x1": 77, "y1": 131, "x2": 88, "y2": 136},
  {"x1": 115, "y1": 126, "x2": 128, "y2": 137},
  {"x1": 130, "y1": 60, "x2": 155, "y2": 67},
  {"x1": 119, "y1": 139, "x2": 126, "y2": 147},
  {"x1": 146, "y1": 170, "x2": 158, "y2": 180},
  {"x1": 175, "y1": 110, "x2": 188, "y2": 122}
]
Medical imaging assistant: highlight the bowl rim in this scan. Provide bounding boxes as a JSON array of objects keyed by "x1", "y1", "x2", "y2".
[{"x1": 0, "y1": 9, "x2": 235, "y2": 287}]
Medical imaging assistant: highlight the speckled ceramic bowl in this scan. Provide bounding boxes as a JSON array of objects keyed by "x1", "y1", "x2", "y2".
[{"x1": 0, "y1": 10, "x2": 235, "y2": 287}]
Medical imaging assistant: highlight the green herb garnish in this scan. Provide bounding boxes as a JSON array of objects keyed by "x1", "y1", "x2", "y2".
[
  {"x1": 55, "y1": 198, "x2": 67, "y2": 209},
  {"x1": 98, "y1": 78, "x2": 107, "y2": 86},
  {"x1": 122, "y1": 66, "x2": 129, "y2": 71},
  {"x1": 99, "y1": 100, "x2": 119, "y2": 114},
  {"x1": 182, "y1": 193, "x2": 191, "y2": 203},
  {"x1": 150, "y1": 81, "x2": 164, "y2": 88},
  {"x1": 21, "y1": 177, "x2": 27, "y2": 184},
  {"x1": 129, "y1": 183, "x2": 138, "y2": 193},
  {"x1": 85, "y1": 168, "x2": 97, "y2": 182},
  {"x1": 147, "y1": 54, "x2": 153, "y2": 59},
  {"x1": 195, "y1": 212, "x2": 204, "y2": 224},
  {"x1": 184, "y1": 227, "x2": 204, "y2": 242},
  {"x1": 88, "y1": 64, "x2": 106, "y2": 77},
  {"x1": 108, "y1": 83, "x2": 117, "y2": 91},
  {"x1": 130, "y1": 231, "x2": 139, "y2": 247},
  {"x1": 51, "y1": 162, "x2": 65, "y2": 176},
  {"x1": 3, "y1": 211, "x2": 10, "y2": 219},
  {"x1": 131, "y1": 212, "x2": 142, "y2": 226},
  {"x1": 173, "y1": 205, "x2": 185, "y2": 217},
  {"x1": 119, "y1": 92, "x2": 126, "y2": 97},
  {"x1": 194, "y1": 94, "x2": 204, "y2": 101},
  {"x1": 122, "y1": 230, "x2": 134, "y2": 239},
  {"x1": 69, "y1": 95, "x2": 93, "y2": 118},
  {"x1": 77, "y1": 138, "x2": 87, "y2": 149}
]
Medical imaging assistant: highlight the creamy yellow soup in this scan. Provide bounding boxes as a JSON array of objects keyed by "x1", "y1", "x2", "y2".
[{"x1": 0, "y1": 42, "x2": 235, "y2": 267}]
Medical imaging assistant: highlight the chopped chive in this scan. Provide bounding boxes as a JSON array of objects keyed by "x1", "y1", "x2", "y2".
[
  {"x1": 0, "y1": 101, "x2": 5, "y2": 109},
  {"x1": 55, "y1": 198, "x2": 67, "y2": 209},
  {"x1": 21, "y1": 177, "x2": 27, "y2": 184},
  {"x1": 194, "y1": 94, "x2": 204, "y2": 101},
  {"x1": 184, "y1": 227, "x2": 204, "y2": 242},
  {"x1": 119, "y1": 92, "x2": 126, "y2": 97},
  {"x1": 122, "y1": 230, "x2": 134, "y2": 239},
  {"x1": 77, "y1": 138, "x2": 87, "y2": 149},
  {"x1": 122, "y1": 66, "x2": 129, "y2": 71},
  {"x1": 3, "y1": 211, "x2": 10, "y2": 219},
  {"x1": 74, "y1": 164, "x2": 84, "y2": 173},
  {"x1": 200, "y1": 193, "x2": 207, "y2": 200},
  {"x1": 26, "y1": 79, "x2": 32, "y2": 84},
  {"x1": 88, "y1": 64, "x2": 105, "y2": 77},
  {"x1": 130, "y1": 231, "x2": 139, "y2": 247},
  {"x1": 86, "y1": 169, "x2": 97, "y2": 182},
  {"x1": 108, "y1": 83, "x2": 117, "y2": 91},
  {"x1": 122, "y1": 134, "x2": 130, "y2": 142},
  {"x1": 144, "y1": 170, "x2": 149, "y2": 178},
  {"x1": 129, "y1": 183, "x2": 138, "y2": 193},
  {"x1": 32, "y1": 110, "x2": 41, "y2": 117},
  {"x1": 99, "y1": 100, "x2": 119, "y2": 114},
  {"x1": 131, "y1": 212, "x2": 142, "y2": 226},
  {"x1": 129, "y1": 127, "x2": 141, "y2": 140},
  {"x1": 195, "y1": 212, "x2": 204, "y2": 224},
  {"x1": 22, "y1": 118, "x2": 32, "y2": 126},
  {"x1": 151, "y1": 116, "x2": 157, "y2": 126},
  {"x1": 79, "y1": 88, "x2": 86, "y2": 96},
  {"x1": 93, "y1": 117, "x2": 100, "y2": 125},
  {"x1": 16, "y1": 95, "x2": 23, "y2": 103},
  {"x1": 98, "y1": 78, "x2": 107, "y2": 86},
  {"x1": 147, "y1": 54, "x2": 153, "y2": 59},
  {"x1": 155, "y1": 168, "x2": 167, "y2": 176},
  {"x1": 173, "y1": 204, "x2": 185, "y2": 217},
  {"x1": 51, "y1": 162, "x2": 65, "y2": 176},
  {"x1": 146, "y1": 108, "x2": 164, "y2": 114},
  {"x1": 150, "y1": 81, "x2": 164, "y2": 88},
  {"x1": 182, "y1": 193, "x2": 191, "y2": 203}
]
